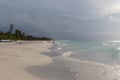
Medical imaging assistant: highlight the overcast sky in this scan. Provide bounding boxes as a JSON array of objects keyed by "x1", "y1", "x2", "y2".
[{"x1": 0, "y1": 0, "x2": 120, "y2": 40}]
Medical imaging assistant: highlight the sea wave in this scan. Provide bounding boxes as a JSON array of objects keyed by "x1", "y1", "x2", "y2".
[
  {"x1": 54, "y1": 40, "x2": 120, "y2": 80},
  {"x1": 62, "y1": 51, "x2": 73, "y2": 57},
  {"x1": 109, "y1": 40, "x2": 120, "y2": 43},
  {"x1": 60, "y1": 56, "x2": 120, "y2": 80}
]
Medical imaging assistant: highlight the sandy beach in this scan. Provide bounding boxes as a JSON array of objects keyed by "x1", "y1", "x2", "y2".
[
  {"x1": 0, "y1": 41, "x2": 75, "y2": 80},
  {"x1": 0, "y1": 41, "x2": 53, "y2": 80}
]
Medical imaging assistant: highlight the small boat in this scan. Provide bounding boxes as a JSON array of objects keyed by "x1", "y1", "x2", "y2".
[{"x1": 0, "y1": 40, "x2": 10, "y2": 42}]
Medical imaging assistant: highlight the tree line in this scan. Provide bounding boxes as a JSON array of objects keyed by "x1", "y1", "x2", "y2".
[{"x1": 0, "y1": 26, "x2": 52, "y2": 41}]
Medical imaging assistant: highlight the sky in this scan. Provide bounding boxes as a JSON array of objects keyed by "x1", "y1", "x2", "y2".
[{"x1": 0, "y1": 0, "x2": 120, "y2": 40}]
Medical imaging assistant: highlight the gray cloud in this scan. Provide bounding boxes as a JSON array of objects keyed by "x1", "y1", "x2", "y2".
[{"x1": 0, "y1": 0, "x2": 120, "y2": 40}]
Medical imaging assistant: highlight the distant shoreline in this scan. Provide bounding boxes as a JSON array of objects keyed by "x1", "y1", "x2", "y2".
[{"x1": 0, "y1": 24, "x2": 53, "y2": 41}]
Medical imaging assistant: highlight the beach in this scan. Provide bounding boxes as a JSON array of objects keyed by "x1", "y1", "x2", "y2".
[
  {"x1": 1, "y1": 40, "x2": 120, "y2": 80},
  {"x1": 0, "y1": 41, "x2": 75, "y2": 80},
  {"x1": 0, "y1": 41, "x2": 53, "y2": 80}
]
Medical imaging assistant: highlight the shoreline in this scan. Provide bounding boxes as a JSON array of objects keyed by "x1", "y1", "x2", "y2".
[
  {"x1": 26, "y1": 58, "x2": 76, "y2": 80},
  {"x1": 26, "y1": 41, "x2": 76, "y2": 80},
  {"x1": 0, "y1": 41, "x2": 75, "y2": 80},
  {"x1": 0, "y1": 41, "x2": 53, "y2": 80}
]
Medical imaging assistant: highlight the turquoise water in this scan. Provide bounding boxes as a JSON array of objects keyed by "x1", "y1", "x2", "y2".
[
  {"x1": 54, "y1": 40, "x2": 120, "y2": 80},
  {"x1": 57, "y1": 40, "x2": 120, "y2": 65}
]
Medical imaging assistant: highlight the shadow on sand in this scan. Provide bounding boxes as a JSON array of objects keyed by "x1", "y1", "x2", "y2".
[{"x1": 26, "y1": 59, "x2": 75, "y2": 80}]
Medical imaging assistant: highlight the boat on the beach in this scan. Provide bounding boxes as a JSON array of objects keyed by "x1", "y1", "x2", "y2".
[{"x1": 0, "y1": 40, "x2": 10, "y2": 42}]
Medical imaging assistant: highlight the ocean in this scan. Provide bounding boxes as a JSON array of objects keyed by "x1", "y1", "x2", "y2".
[{"x1": 51, "y1": 40, "x2": 120, "y2": 80}]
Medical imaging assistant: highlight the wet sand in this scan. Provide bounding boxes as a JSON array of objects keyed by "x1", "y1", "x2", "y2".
[
  {"x1": 26, "y1": 58, "x2": 75, "y2": 80},
  {"x1": 0, "y1": 41, "x2": 75, "y2": 80}
]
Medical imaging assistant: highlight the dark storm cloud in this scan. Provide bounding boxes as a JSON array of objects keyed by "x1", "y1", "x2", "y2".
[{"x1": 0, "y1": 0, "x2": 120, "y2": 40}]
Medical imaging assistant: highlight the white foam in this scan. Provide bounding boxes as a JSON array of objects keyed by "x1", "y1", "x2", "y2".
[
  {"x1": 109, "y1": 40, "x2": 120, "y2": 43},
  {"x1": 117, "y1": 47, "x2": 120, "y2": 50},
  {"x1": 102, "y1": 42, "x2": 108, "y2": 46},
  {"x1": 56, "y1": 41, "x2": 67, "y2": 47},
  {"x1": 57, "y1": 47, "x2": 62, "y2": 50},
  {"x1": 60, "y1": 56, "x2": 120, "y2": 80},
  {"x1": 62, "y1": 51, "x2": 73, "y2": 57}
]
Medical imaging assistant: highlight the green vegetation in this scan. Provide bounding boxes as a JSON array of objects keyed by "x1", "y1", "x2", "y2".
[{"x1": 0, "y1": 24, "x2": 52, "y2": 41}]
